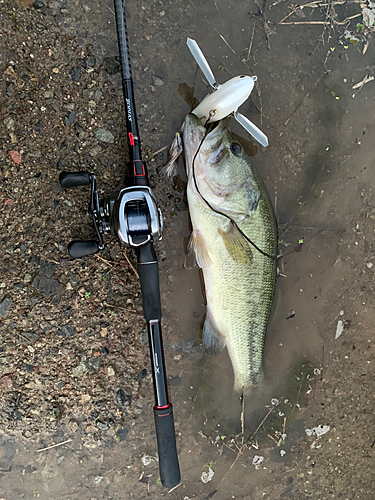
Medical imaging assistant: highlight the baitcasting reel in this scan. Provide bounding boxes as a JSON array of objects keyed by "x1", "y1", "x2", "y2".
[{"x1": 59, "y1": 171, "x2": 163, "y2": 258}]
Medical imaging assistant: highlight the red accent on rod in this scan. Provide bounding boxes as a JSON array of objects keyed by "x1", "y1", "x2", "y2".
[
  {"x1": 128, "y1": 132, "x2": 135, "y2": 146},
  {"x1": 133, "y1": 163, "x2": 145, "y2": 177},
  {"x1": 155, "y1": 403, "x2": 171, "y2": 410}
]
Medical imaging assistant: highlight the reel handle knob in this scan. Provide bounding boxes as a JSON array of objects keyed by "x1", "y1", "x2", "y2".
[
  {"x1": 68, "y1": 240, "x2": 100, "y2": 258},
  {"x1": 59, "y1": 171, "x2": 91, "y2": 188}
]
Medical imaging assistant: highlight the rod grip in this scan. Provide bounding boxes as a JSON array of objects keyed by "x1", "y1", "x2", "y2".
[
  {"x1": 59, "y1": 171, "x2": 91, "y2": 188},
  {"x1": 68, "y1": 241, "x2": 99, "y2": 258},
  {"x1": 154, "y1": 405, "x2": 181, "y2": 488},
  {"x1": 137, "y1": 244, "x2": 162, "y2": 321}
]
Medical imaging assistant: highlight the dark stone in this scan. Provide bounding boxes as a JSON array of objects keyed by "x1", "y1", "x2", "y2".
[
  {"x1": 57, "y1": 382, "x2": 65, "y2": 390},
  {"x1": 65, "y1": 111, "x2": 76, "y2": 127},
  {"x1": 137, "y1": 369, "x2": 147, "y2": 381},
  {"x1": 51, "y1": 182, "x2": 61, "y2": 195},
  {"x1": 74, "y1": 122, "x2": 84, "y2": 133},
  {"x1": 116, "y1": 389, "x2": 131, "y2": 407},
  {"x1": 140, "y1": 330, "x2": 148, "y2": 345},
  {"x1": 29, "y1": 255, "x2": 40, "y2": 265},
  {"x1": 39, "y1": 260, "x2": 57, "y2": 278},
  {"x1": 86, "y1": 56, "x2": 96, "y2": 67},
  {"x1": 168, "y1": 375, "x2": 181, "y2": 387},
  {"x1": 6, "y1": 84, "x2": 14, "y2": 97},
  {"x1": 0, "y1": 439, "x2": 16, "y2": 469},
  {"x1": 88, "y1": 357, "x2": 100, "y2": 371},
  {"x1": 0, "y1": 297, "x2": 12, "y2": 318},
  {"x1": 103, "y1": 56, "x2": 120, "y2": 75},
  {"x1": 27, "y1": 296, "x2": 39, "y2": 307},
  {"x1": 24, "y1": 465, "x2": 37, "y2": 473},
  {"x1": 69, "y1": 67, "x2": 81, "y2": 82},
  {"x1": 24, "y1": 364, "x2": 33, "y2": 373},
  {"x1": 3, "y1": 403, "x2": 22, "y2": 421},
  {"x1": 34, "y1": 122, "x2": 44, "y2": 134},
  {"x1": 33, "y1": 1, "x2": 44, "y2": 8},
  {"x1": 116, "y1": 428, "x2": 129, "y2": 442},
  {"x1": 32, "y1": 276, "x2": 62, "y2": 302},
  {"x1": 96, "y1": 421, "x2": 109, "y2": 431},
  {"x1": 59, "y1": 321, "x2": 76, "y2": 337},
  {"x1": 100, "y1": 347, "x2": 109, "y2": 356}
]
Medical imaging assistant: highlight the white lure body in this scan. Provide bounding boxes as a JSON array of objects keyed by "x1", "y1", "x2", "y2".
[{"x1": 192, "y1": 75, "x2": 257, "y2": 124}]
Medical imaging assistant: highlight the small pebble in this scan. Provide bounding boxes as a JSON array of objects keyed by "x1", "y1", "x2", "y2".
[{"x1": 137, "y1": 369, "x2": 147, "y2": 380}]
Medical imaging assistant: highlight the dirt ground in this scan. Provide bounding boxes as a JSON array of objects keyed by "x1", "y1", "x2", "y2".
[{"x1": 1, "y1": 0, "x2": 375, "y2": 498}]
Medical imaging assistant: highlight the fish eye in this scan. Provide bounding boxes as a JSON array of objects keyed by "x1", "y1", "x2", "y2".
[{"x1": 230, "y1": 142, "x2": 242, "y2": 156}]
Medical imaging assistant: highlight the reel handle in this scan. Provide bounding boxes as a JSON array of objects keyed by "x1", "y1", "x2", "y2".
[
  {"x1": 68, "y1": 240, "x2": 100, "y2": 258},
  {"x1": 59, "y1": 171, "x2": 91, "y2": 188}
]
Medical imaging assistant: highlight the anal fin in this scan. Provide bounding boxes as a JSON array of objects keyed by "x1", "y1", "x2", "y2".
[{"x1": 203, "y1": 310, "x2": 226, "y2": 356}]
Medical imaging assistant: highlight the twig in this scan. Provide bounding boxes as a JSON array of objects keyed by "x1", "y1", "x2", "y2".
[
  {"x1": 336, "y1": 12, "x2": 362, "y2": 25},
  {"x1": 106, "y1": 5, "x2": 115, "y2": 16},
  {"x1": 249, "y1": 407, "x2": 274, "y2": 441},
  {"x1": 280, "y1": 21, "x2": 327, "y2": 25},
  {"x1": 216, "y1": 447, "x2": 244, "y2": 488},
  {"x1": 123, "y1": 250, "x2": 139, "y2": 278},
  {"x1": 188, "y1": 0, "x2": 254, "y2": 75},
  {"x1": 363, "y1": 38, "x2": 371, "y2": 55},
  {"x1": 223, "y1": 442, "x2": 237, "y2": 453},
  {"x1": 268, "y1": 434, "x2": 279, "y2": 446},
  {"x1": 278, "y1": 0, "x2": 346, "y2": 25},
  {"x1": 283, "y1": 74, "x2": 323, "y2": 127},
  {"x1": 247, "y1": 22, "x2": 256, "y2": 62},
  {"x1": 168, "y1": 483, "x2": 181, "y2": 494},
  {"x1": 150, "y1": 145, "x2": 168, "y2": 158},
  {"x1": 94, "y1": 255, "x2": 114, "y2": 267},
  {"x1": 37, "y1": 439, "x2": 72, "y2": 452},
  {"x1": 38, "y1": 254, "x2": 59, "y2": 265},
  {"x1": 352, "y1": 75, "x2": 374, "y2": 90},
  {"x1": 288, "y1": 375, "x2": 305, "y2": 421},
  {"x1": 217, "y1": 406, "x2": 274, "y2": 491},
  {"x1": 280, "y1": 12, "x2": 361, "y2": 25},
  {"x1": 16, "y1": 332, "x2": 32, "y2": 343}
]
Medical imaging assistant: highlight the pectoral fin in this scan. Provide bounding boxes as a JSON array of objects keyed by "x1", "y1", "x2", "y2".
[
  {"x1": 203, "y1": 310, "x2": 226, "y2": 356},
  {"x1": 188, "y1": 230, "x2": 212, "y2": 268},
  {"x1": 218, "y1": 222, "x2": 253, "y2": 264}
]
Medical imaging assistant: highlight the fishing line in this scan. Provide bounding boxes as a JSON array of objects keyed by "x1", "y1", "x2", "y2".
[{"x1": 191, "y1": 125, "x2": 277, "y2": 262}]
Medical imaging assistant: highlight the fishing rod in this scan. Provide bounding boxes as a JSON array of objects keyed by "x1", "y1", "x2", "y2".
[{"x1": 58, "y1": 0, "x2": 180, "y2": 488}]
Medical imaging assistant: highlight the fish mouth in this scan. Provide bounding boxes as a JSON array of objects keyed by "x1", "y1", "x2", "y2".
[
  {"x1": 200, "y1": 117, "x2": 231, "y2": 156},
  {"x1": 183, "y1": 113, "x2": 206, "y2": 143},
  {"x1": 183, "y1": 114, "x2": 232, "y2": 170}
]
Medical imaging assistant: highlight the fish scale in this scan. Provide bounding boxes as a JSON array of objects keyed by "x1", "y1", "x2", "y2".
[{"x1": 183, "y1": 114, "x2": 278, "y2": 392}]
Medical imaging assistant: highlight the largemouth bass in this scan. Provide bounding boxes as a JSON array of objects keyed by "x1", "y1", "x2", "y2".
[{"x1": 168, "y1": 114, "x2": 277, "y2": 392}]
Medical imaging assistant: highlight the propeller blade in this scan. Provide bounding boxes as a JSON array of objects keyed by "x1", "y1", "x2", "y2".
[
  {"x1": 187, "y1": 38, "x2": 219, "y2": 89},
  {"x1": 234, "y1": 112, "x2": 269, "y2": 147}
]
